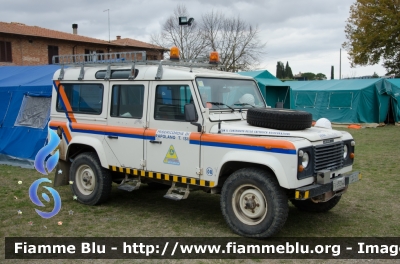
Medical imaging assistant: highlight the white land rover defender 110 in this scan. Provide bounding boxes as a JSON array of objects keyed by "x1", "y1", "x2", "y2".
[{"x1": 51, "y1": 50, "x2": 360, "y2": 237}]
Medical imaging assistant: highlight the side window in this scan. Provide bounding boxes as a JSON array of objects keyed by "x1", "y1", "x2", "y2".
[
  {"x1": 154, "y1": 85, "x2": 195, "y2": 121},
  {"x1": 110, "y1": 85, "x2": 144, "y2": 118},
  {"x1": 56, "y1": 84, "x2": 103, "y2": 114}
]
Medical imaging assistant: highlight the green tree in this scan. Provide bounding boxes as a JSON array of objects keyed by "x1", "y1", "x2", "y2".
[
  {"x1": 343, "y1": 0, "x2": 400, "y2": 76},
  {"x1": 285, "y1": 61, "x2": 293, "y2": 79},
  {"x1": 316, "y1": 73, "x2": 327, "y2": 80},
  {"x1": 301, "y1": 72, "x2": 316, "y2": 80},
  {"x1": 372, "y1": 72, "x2": 380, "y2": 78},
  {"x1": 276, "y1": 61, "x2": 285, "y2": 78}
]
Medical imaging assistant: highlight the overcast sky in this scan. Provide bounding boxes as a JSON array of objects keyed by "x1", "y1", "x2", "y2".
[{"x1": 1, "y1": 0, "x2": 386, "y2": 78}]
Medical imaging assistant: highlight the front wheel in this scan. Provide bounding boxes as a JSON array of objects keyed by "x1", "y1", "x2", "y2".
[
  {"x1": 70, "y1": 152, "x2": 112, "y2": 205},
  {"x1": 220, "y1": 168, "x2": 288, "y2": 238}
]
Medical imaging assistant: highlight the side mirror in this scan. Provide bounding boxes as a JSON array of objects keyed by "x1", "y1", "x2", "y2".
[
  {"x1": 184, "y1": 104, "x2": 202, "y2": 132},
  {"x1": 184, "y1": 103, "x2": 197, "y2": 122}
]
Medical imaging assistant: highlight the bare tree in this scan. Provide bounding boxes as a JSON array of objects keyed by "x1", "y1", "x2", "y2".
[
  {"x1": 150, "y1": 4, "x2": 207, "y2": 60},
  {"x1": 201, "y1": 11, "x2": 266, "y2": 72},
  {"x1": 151, "y1": 5, "x2": 266, "y2": 71}
]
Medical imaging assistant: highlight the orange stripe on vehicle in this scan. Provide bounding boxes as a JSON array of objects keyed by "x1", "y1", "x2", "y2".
[
  {"x1": 55, "y1": 81, "x2": 77, "y2": 123},
  {"x1": 200, "y1": 134, "x2": 296, "y2": 150},
  {"x1": 49, "y1": 120, "x2": 72, "y2": 143},
  {"x1": 144, "y1": 129, "x2": 157, "y2": 137},
  {"x1": 189, "y1": 132, "x2": 202, "y2": 141}
]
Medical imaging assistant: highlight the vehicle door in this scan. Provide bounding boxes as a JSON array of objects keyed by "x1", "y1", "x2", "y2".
[
  {"x1": 145, "y1": 81, "x2": 202, "y2": 178},
  {"x1": 103, "y1": 81, "x2": 149, "y2": 169}
]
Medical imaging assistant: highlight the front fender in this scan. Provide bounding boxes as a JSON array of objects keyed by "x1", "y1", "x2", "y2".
[
  {"x1": 218, "y1": 150, "x2": 295, "y2": 189},
  {"x1": 68, "y1": 136, "x2": 109, "y2": 168}
]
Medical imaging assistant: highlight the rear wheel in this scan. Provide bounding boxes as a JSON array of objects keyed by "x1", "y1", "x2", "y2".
[
  {"x1": 221, "y1": 168, "x2": 288, "y2": 237},
  {"x1": 70, "y1": 152, "x2": 112, "y2": 205},
  {"x1": 290, "y1": 195, "x2": 342, "y2": 213}
]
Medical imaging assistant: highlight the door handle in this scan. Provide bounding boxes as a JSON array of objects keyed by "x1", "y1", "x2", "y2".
[
  {"x1": 107, "y1": 135, "x2": 118, "y2": 139},
  {"x1": 150, "y1": 140, "x2": 162, "y2": 144}
]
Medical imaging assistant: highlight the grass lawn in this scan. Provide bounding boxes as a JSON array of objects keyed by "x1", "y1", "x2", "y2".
[{"x1": 1, "y1": 125, "x2": 399, "y2": 263}]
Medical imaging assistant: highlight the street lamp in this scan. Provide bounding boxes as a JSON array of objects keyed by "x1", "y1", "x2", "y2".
[
  {"x1": 179, "y1": 17, "x2": 194, "y2": 26},
  {"x1": 179, "y1": 17, "x2": 187, "y2": 25},
  {"x1": 178, "y1": 17, "x2": 194, "y2": 60}
]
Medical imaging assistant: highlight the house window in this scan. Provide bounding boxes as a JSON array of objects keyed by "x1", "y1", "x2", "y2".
[
  {"x1": 0, "y1": 41, "x2": 12, "y2": 62},
  {"x1": 14, "y1": 95, "x2": 51, "y2": 129},
  {"x1": 147, "y1": 55, "x2": 158, "y2": 60},
  {"x1": 48, "y1": 45, "x2": 59, "y2": 64},
  {"x1": 85, "y1": 49, "x2": 104, "y2": 61}
]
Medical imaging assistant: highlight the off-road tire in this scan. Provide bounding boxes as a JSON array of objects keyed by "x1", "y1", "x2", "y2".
[
  {"x1": 247, "y1": 108, "x2": 312, "y2": 130},
  {"x1": 290, "y1": 195, "x2": 342, "y2": 213},
  {"x1": 70, "y1": 152, "x2": 112, "y2": 205},
  {"x1": 221, "y1": 168, "x2": 288, "y2": 238}
]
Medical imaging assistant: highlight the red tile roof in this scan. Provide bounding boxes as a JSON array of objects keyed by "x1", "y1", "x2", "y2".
[
  {"x1": 0, "y1": 21, "x2": 112, "y2": 45},
  {"x1": 112, "y1": 38, "x2": 166, "y2": 50},
  {"x1": 0, "y1": 21, "x2": 165, "y2": 51}
]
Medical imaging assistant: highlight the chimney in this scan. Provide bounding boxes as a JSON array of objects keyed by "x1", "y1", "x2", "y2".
[
  {"x1": 72, "y1": 24, "x2": 78, "y2": 35},
  {"x1": 116, "y1": 36, "x2": 121, "y2": 40}
]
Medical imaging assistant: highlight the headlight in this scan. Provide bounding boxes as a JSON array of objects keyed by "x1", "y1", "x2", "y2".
[
  {"x1": 343, "y1": 144, "x2": 348, "y2": 159},
  {"x1": 302, "y1": 152, "x2": 309, "y2": 168}
]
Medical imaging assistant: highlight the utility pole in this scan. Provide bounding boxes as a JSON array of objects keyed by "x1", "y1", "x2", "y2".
[
  {"x1": 339, "y1": 48, "x2": 342, "y2": 80},
  {"x1": 178, "y1": 17, "x2": 194, "y2": 60},
  {"x1": 104, "y1": 9, "x2": 110, "y2": 43}
]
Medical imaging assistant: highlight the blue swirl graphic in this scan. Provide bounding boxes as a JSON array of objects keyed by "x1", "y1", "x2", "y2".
[
  {"x1": 29, "y1": 178, "x2": 62, "y2": 219},
  {"x1": 34, "y1": 127, "x2": 60, "y2": 175}
]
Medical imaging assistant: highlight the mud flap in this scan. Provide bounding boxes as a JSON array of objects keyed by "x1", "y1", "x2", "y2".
[{"x1": 53, "y1": 160, "x2": 71, "y2": 187}]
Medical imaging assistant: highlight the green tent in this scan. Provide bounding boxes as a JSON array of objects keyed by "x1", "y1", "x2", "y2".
[
  {"x1": 238, "y1": 70, "x2": 290, "y2": 108},
  {"x1": 381, "y1": 79, "x2": 400, "y2": 123},
  {"x1": 283, "y1": 79, "x2": 388, "y2": 123},
  {"x1": 240, "y1": 70, "x2": 399, "y2": 124}
]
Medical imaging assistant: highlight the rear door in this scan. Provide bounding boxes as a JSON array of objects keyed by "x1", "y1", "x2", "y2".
[{"x1": 103, "y1": 81, "x2": 149, "y2": 169}]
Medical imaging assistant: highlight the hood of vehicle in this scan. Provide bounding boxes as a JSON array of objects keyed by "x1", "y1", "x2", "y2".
[{"x1": 209, "y1": 120, "x2": 343, "y2": 142}]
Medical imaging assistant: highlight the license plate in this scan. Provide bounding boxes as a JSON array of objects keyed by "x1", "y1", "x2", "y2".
[
  {"x1": 333, "y1": 177, "x2": 345, "y2": 191},
  {"x1": 349, "y1": 173, "x2": 359, "y2": 184}
]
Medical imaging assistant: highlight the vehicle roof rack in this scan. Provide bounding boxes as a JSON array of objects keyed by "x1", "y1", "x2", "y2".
[{"x1": 53, "y1": 51, "x2": 223, "y2": 80}]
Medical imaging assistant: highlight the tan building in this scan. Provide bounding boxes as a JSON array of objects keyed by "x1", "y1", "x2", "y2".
[{"x1": 0, "y1": 21, "x2": 166, "y2": 66}]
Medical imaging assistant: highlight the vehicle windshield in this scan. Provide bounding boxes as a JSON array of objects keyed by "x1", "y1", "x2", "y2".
[{"x1": 195, "y1": 78, "x2": 266, "y2": 110}]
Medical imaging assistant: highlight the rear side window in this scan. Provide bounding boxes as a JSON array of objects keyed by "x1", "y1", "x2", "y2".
[
  {"x1": 110, "y1": 85, "x2": 144, "y2": 118},
  {"x1": 57, "y1": 83, "x2": 103, "y2": 115}
]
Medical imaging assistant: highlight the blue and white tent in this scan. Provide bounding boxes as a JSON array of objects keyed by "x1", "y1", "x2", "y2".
[{"x1": 0, "y1": 65, "x2": 59, "y2": 168}]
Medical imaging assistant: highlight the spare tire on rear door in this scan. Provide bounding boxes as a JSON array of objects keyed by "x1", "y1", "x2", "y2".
[{"x1": 247, "y1": 108, "x2": 312, "y2": 130}]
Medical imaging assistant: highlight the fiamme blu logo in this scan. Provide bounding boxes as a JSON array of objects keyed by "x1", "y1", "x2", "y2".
[{"x1": 30, "y1": 127, "x2": 62, "y2": 219}]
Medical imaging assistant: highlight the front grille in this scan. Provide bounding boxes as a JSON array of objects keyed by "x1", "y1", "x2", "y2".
[{"x1": 314, "y1": 142, "x2": 343, "y2": 172}]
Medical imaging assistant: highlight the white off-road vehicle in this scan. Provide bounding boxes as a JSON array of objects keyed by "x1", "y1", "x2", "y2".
[{"x1": 51, "y1": 50, "x2": 360, "y2": 237}]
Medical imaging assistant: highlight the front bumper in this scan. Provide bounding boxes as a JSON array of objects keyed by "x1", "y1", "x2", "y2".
[{"x1": 294, "y1": 171, "x2": 361, "y2": 200}]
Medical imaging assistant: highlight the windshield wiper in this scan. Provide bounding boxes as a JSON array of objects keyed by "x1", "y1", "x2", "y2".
[
  {"x1": 208, "y1": 102, "x2": 235, "y2": 112},
  {"x1": 233, "y1": 103, "x2": 255, "y2": 108}
]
